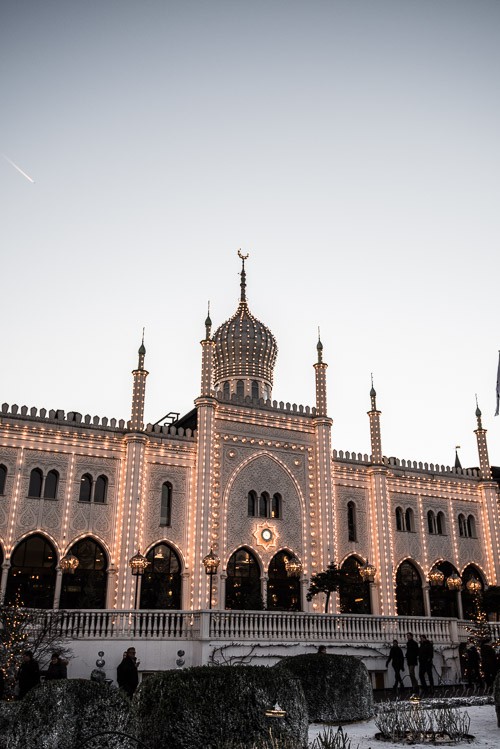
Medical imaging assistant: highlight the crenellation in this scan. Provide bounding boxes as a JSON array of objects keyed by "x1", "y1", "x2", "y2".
[{"x1": 21, "y1": 406, "x2": 28, "y2": 416}]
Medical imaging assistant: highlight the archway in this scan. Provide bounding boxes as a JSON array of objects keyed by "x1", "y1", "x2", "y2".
[
  {"x1": 59, "y1": 538, "x2": 108, "y2": 609},
  {"x1": 267, "y1": 550, "x2": 301, "y2": 612},
  {"x1": 339, "y1": 556, "x2": 371, "y2": 614},
  {"x1": 429, "y1": 561, "x2": 460, "y2": 617},
  {"x1": 396, "y1": 560, "x2": 425, "y2": 616},
  {"x1": 140, "y1": 542, "x2": 182, "y2": 609},
  {"x1": 461, "y1": 564, "x2": 485, "y2": 621},
  {"x1": 225, "y1": 547, "x2": 262, "y2": 610},
  {"x1": 5, "y1": 534, "x2": 57, "y2": 608}
]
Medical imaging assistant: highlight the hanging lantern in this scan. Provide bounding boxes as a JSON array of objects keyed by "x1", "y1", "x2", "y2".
[
  {"x1": 465, "y1": 575, "x2": 482, "y2": 594},
  {"x1": 284, "y1": 555, "x2": 302, "y2": 578},
  {"x1": 202, "y1": 549, "x2": 220, "y2": 576},
  {"x1": 428, "y1": 566, "x2": 445, "y2": 587},
  {"x1": 446, "y1": 572, "x2": 462, "y2": 591},
  {"x1": 60, "y1": 552, "x2": 79, "y2": 575},
  {"x1": 129, "y1": 550, "x2": 150, "y2": 577},
  {"x1": 358, "y1": 559, "x2": 376, "y2": 583}
]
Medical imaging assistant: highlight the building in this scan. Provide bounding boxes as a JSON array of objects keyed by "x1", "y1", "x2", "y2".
[{"x1": 0, "y1": 255, "x2": 498, "y2": 679}]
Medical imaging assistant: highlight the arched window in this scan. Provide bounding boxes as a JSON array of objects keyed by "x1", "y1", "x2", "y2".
[
  {"x1": 395, "y1": 506, "x2": 404, "y2": 532},
  {"x1": 436, "y1": 512, "x2": 445, "y2": 535},
  {"x1": 427, "y1": 510, "x2": 436, "y2": 534},
  {"x1": 0, "y1": 464, "x2": 7, "y2": 494},
  {"x1": 271, "y1": 493, "x2": 281, "y2": 519},
  {"x1": 223, "y1": 381, "x2": 230, "y2": 399},
  {"x1": 259, "y1": 492, "x2": 269, "y2": 518},
  {"x1": 79, "y1": 474, "x2": 92, "y2": 502},
  {"x1": 429, "y1": 561, "x2": 459, "y2": 618},
  {"x1": 405, "y1": 508, "x2": 415, "y2": 532},
  {"x1": 467, "y1": 515, "x2": 476, "y2": 538},
  {"x1": 458, "y1": 513, "x2": 467, "y2": 537},
  {"x1": 462, "y1": 564, "x2": 485, "y2": 620},
  {"x1": 396, "y1": 560, "x2": 424, "y2": 616},
  {"x1": 5, "y1": 534, "x2": 57, "y2": 608},
  {"x1": 28, "y1": 468, "x2": 43, "y2": 498},
  {"x1": 225, "y1": 547, "x2": 261, "y2": 610},
  {"x1": 59, "y1": 538, "x2": 108, "y2": 609},
  {"x1": 347, "y1": 501, "x2": 357, "y2": 542},
  {"x1": 160, "y1": 482, "x2": 172, "y2": 526},
  {"x1": 247, "y1": 490, "x2": 257, "y2": 517},
  {"x1": 94, "y1": 475, "x2": 108, "y2": 504},
  {"x1": 236, "y1": 380, "x2": 244, "y2": 398},
  {"x1": 267, "y1": 551, "x2": 301, "y2": 612},
  {"x1": 339, "y1": 556, "x2": 371, "y2": 614},
  {"x1": 140, "y1": 542, "x2": 182, "y2": 609},
  {"x1": 251, "y1": 381, "x2": 259, "y2": 399},
  {"x1": 263, "y1": 384, "x2": 270, "y2": 402},
  {"x1": 44, "y1": 470, "x2": 59, "y2": 499}
]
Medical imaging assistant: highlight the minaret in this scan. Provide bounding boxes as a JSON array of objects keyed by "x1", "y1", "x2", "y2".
[
  {"x1": 314, "y1": 330, "x2": 328, "y2": 416},
  {"x1": 368, "y1": 375, "x2": 383, "y2": 465},
  {"x1": 130, "y1": 332, "x2": 149, "y2": 431},
  {"x1": 474, "y1": 398, "x2": 492, "y2": 480},
  {"x1": 474, "y1": 397, "x2": 500, "y2": 586},
  {"x1": 200, "y1": 303, "x2": 215, "y2": 397}
]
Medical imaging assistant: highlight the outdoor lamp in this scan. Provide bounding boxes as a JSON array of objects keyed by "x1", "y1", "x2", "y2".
[
  {"x1": 428, "y1": 566, "x2": 445, "y2": 587},
  {"x1": 202, "y1": 549, "x2": 220, "y2": 610},
  {"x1": 446, "y1": 572, "x2": 462, "y2": 591},
  {"x1": 465, "y1": 576, "x2": 482, "y2": 594},
  {"x1": 129, "y1": 549, "x2": 150, "y2": 609},
  {"x1": 358, "y1": 559, "x2": 376, "y2": 584},
  {"x1": 284, "y1": 555, "x2": 302, "y2": 578},
  {"x1": 60, "y1": 551, "x2": 79, "y2": 575}
]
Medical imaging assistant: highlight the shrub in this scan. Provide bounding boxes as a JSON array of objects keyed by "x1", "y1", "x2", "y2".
[
  {"x1": 6, "y1": 679, "x2": 133, "y2": 749},
  {"x1": 134, "y1": 665, "x2": 308, "y2": 749},
  {"x1": 494, "y1": 670, "x2": 500, "y2": 726},
  {"x1": 275, "y1": 654, "x2": 374, "y2": 723}
]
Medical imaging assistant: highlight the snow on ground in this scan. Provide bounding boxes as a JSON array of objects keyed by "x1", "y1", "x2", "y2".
[{"x1": 308, "y1": 705, "x2": 499, "y2": 749}]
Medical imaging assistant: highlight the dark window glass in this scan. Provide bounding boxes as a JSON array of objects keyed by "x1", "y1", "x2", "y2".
[
  {"x1": 271, "y1": 493, "x2": 281, "y2": 519},
  {"x1": 427, "y1": 511, "x2": 435, "y2": 534},
  {"x1": 0, "y1": 464, "x2": 6, "y2": 494},
  {"x1": 467, "y1": 515, "x2": 476, "y2": 538},
  {"x1": 259, "y1": 492, "x2": 269, "y2": 518},
  {"x1": 236, "y1": 380, "x2": 244, "y2": 398},
  {"x1": 267, "y1": 551, "x2": 301, "y2": 612},
  {"x1": 429, "y1": 561, "x2": 459, "y2": 617},
  {"x1": 462, "y1": 564, "x2": 485, "y2": 620},
  {"x1": 405, "y1": 508, "x2": 414, "y2": 532},
  {"x1": 458, "y1": 514, "x2": 467, "y2": 537},
  {"x1": 28, "y1": 468, "x2": 43, "y2": 498},
  {"x1": 160, "y1": 482, "x2": 172, "y2": 526},
  {"x1": 5, "y1": 534, "x2": 57, "y2": 608},
  {"x1": 226, "y1": 547, "x2": 262, "y2": 610},
  {"x1": 395, "y1": 507, "x2": 404, "y2": 532},
  {"x1": 223, "y1": 381, "x2": 230, "y2": 399},
  {"x1": 79, "y1": 474, "x2": 92, "y2": 502},
  {"x1": 396, "y1": 560, "x2": 424, "y2": 615},
  {"x1": 247, "y1": 491, "x2": 257, "y2": 517},
  {"x1": 436, "y1": 512, "x2": 445, "y2": 535},
  {"x1": 140, "y1": 543, "x2": 182, "y2": 609},
  {"x1": 347, "y1": 501, "x2": 357, "y2": 542},
  {"x1": 44, "y1": 470, "x2": 59, "y2": 499},
  {"x1": 251, "y1": 381, "x2": 259, "y2": 399},
  {"x1": 59, "y1": 538, "x2": 108, "y2": 609},
  {"x1": 339, "y1": 556, "x2": 372, "y2": 614},
  {"x1": 94, "y1": 475, "x2": 108, "y2": 503}
]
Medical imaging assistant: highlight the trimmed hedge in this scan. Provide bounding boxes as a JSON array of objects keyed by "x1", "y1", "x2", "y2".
[
  {"x1": 5, "y1": 679, "x2": 134, "y2": 749},
  {"x1": 134, "y1": 665, "x2": 308, "y2": 749},
  {"x1": 275, "y1": 653, "x2": 374, "y2": 723}
]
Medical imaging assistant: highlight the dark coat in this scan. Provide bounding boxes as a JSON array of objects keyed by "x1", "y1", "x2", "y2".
[
  {"x1": 117, "y1": 656, "x2": 139, "y2": 697},
  {"x1": 18, "y1": 658, "x2": 41, "y2": 698},
  {"x1": 406, "y1": 638, "x2": 419, "y2": 666},
  {"x1": 386, "y1": 645, "x2": 405, "y2": 670},
  {"x1": 419, "y1": 639, "x2": 434, "y2": 665},
  {"x1": 45, "y1": 659, "x2": 67, "y2": 680}
]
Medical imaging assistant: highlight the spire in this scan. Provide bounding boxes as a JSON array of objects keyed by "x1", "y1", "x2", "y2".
[
  {"x1": 454, "y1": 445, "x2": 462, "y2": 470},
  {"x1": 130, "y1": 330, "x2": 149, "y2": 431},
  {"x1": 316, "y1": 327, "x2": 323, "y2": 363},
  {"x1": 205, "y1": 301, "x2": 212, "y2": 340},
  {"x1": 370, "y1": 373, "x2": 377, "y2": 410},
  {"x1": 476, "y1": 394, "x2": 483, "y2": 429},
  {"x1": 238, "y1": 249, "x2": 249, "y2": 303},
  {"x1": 137, "y1": 328, "x2": 146, "y2": 370}
]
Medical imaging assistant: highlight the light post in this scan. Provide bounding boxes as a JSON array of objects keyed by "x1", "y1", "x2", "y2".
[
  {"x1": 129, "y1": 550, "x2": 150, "y2": 609},
  {"x1": 202, "y1": 549, "x2": 220, "y2": 610}
]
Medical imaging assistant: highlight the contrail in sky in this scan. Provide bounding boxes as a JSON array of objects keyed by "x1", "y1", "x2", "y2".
[{"x1": 2, "y1": 154, "x2": 35, "y2": 183}]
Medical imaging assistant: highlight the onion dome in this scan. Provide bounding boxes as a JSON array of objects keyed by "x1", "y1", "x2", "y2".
[{"x1": 213, "y1": 253, "x2": 278, "y2": 394}]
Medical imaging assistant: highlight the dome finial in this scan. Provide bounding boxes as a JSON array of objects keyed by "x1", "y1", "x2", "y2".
[
  {"x1": 316, "y1": 327, "x2": 323, "y2": 362},
  {"x1": 238, "y1": 249, "x2": 249, "y2": 303},
  {"x1": 205, "y1": 301, "x2": 212, "y2": 339},
  {"x1": 139, "y1": 327, "x2": 146, "y2": 356},
  {"x1": 475, "y1": 393, "x2": 482, "y2": 427}
]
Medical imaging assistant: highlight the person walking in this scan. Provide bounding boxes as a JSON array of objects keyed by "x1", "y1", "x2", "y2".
[
  {"x1": 17, "y1": 650, "x2": 40, "y2": 699},
  {"x1": 45, "y1": 652, "x2": 68, "y2": 680},
  {"x1": 419, "y1": 634, "x2": 434, "y2": 692},
  {"x1": 386, "y1": 639, "x2": 405, "y2": 692},
  {"x1": 406, "y1": 632, "x2": 419, "y2": 692},
  {"x1": 117, "y1": 647, "x2": 140, "y2": 698}
]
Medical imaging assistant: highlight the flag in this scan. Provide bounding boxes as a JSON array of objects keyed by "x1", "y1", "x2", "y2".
[{"x1": 496, "y1": 351, "x2": 500, "y2": 416}]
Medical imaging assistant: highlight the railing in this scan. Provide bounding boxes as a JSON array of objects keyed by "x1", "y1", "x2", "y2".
[{"x1": 40, "y1": 609, "x2": 498, "y2": 644}]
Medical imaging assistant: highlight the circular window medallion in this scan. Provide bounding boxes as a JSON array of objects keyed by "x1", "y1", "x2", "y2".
[{"x1": 261, "y1": 528, "x2": 273, "y2": 543}]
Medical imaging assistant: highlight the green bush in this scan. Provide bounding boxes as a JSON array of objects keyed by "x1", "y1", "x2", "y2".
[
  {"x1": 134, "y1": 665, "x2": 308, "y2": 749},
  {"x1": 275, "y1": 654, "x2": 374, "y2": 723},
  {"x1": 6, "y1": 679, "x2": 134, "y2": 749}
]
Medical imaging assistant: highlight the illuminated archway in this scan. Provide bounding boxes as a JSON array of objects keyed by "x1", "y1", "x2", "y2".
[
  {"x1": 396, "y1": 560, "x2": 424, "y2": 616},
  {"x1": 140, "y1": 542, "x2": 182, "y2": 609},
  {"x1": 59, "y1": 537, "x2": 108, "y2": 609},
  {"x1": 225, "y1": 547, "x2": 262, "y2": 610},
  {"x1": 339, "y1": 555, "x2": 371, "y2": 614},
  {"x1": 6, "y1": 534, "x2": 57, "y2": 608},
  {"x1": 267, "y1": 550, "x2": 301, "y2": 612}
]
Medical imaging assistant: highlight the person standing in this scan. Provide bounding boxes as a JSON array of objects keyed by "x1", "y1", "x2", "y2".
[
  {"x1": 17, "y1": 650, "x2": 41, "y2": 699},
  {"x1": 117, "y1": 647, "x2": 139, "y2": 698},
  {"x1": 406, "y1": 632, "x2": 419, "y2": 692},
  {"x1": 419, "y1": 634, "x2": 434, "y2": 692},
  {"x1": 45, "y1": 652, "x2": 68, "y2": 680},
  {"x1": 386, "y1": 639, "x2": 405, "y2": 692}
]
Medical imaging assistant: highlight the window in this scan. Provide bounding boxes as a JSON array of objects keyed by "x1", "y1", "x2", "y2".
[
  {"x1": 395, "y1": 506, "x2": 404, "y2": 532},
  {"x1": 0, "y1": 464, "x2": 6, "y2": 494},
  {"x1": 160, "y1": 482, "x2": 172, "y2": 526},
  {"x1": 458, "y1": 513, "x2": 467, "y2": 538},
  {"x1": 259, "y1": 492, "x2": 269, "y2": 518},
  {"x1": 405, "y1": 508, "x2": 415, "y2": 532},
  {"x1": 44, "y1": 470, "x2": 59, "y2": 499},
  {"x1": 271, "y1": 493, "x2": 281, "y2": 519},
  {"x1": 436, "y1": 511, "x2": 445, "y2": 535},
  {"x1": 251, "y1": 381, "x2": 259, "y2": 399},
  {"x1": 223, "y1": 381, "x2": 230, "y2": 399},
  {"x1": 79, "y1": 474, "x2": 92, "y2": 502},
  {"x1": 94, "y1": 475, "x2": 108, "y2": 503},
  {"x1": 467, "y1": 514, "x2": 476, "y2": 538},
  {"x1": 247, "y1": 490, "x2": 257, "y2": 517},
  {"x1": 347, "y1": 501, "x2": 357, "y2": 542},
  {"x1": 427, "y1": 511, "x2": 436, "y2": 534},
  {"x1": 236, "y1": 380, "x2": 244, "y2": 398},
  {"x1": 28, "y1": 468, "x2": 43, "y2": 498}
]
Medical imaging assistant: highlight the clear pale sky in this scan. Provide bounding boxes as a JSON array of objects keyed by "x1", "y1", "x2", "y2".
[{"x1": 1, "y1": 1, "x2": 499, "y2": 469}]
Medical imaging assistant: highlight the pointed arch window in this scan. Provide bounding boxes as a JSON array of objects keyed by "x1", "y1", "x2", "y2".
[
  {"x1": 140, "y1": 542, "x2": 182, "y2": 609},
  {"x1": 347, "y1": 501, "x2": 357, "y2": 542},
  {"x1": 5, "y1": 534, "x2": 57, "y2": 608},
  {"x1": 236, "y1": 380, "x2": 244, "y2": 398},
  {"x1": 427, "y1": 510, "x2": 436, "y2": 534},
  {"x1": 223, "y1": 381, "x2": 230, "y2": 399},
  {"x1": 225, "y1": 547, "x2": 261, "y2": 610},
  {"x1": 436, "y1": 511, "x2": 445, "y2": 535},
  {"x1": 79, "y1": 474, "x2": 93, "y2": 502},
  {"x1": 259, "y1": 492, "x2": 269, "y2": 518},
  {"x1": 247, "y1": 490, "x2": 257, "y2": 517},
  {"x1": 396, "y1": 560, "x2": 424, "y2": 616},
  {"x1": 251, "y1": 381, "x2": 259, "y2": 399},
  {"x1": 94, "y1": 475, "x2": 108, "y2": 504},
  {"x1": 44, "y1": 469, "x2": 59, "y2": 499},
  {"x1": 467, "y1": 514, "x2": 476, "y2": 538},
  {"x1": 160, "y1": 481, "x2": 172, "y2": 526},
  {"x1": 271, "y1": 493, "x2": 281, "y2": 519},
  {"x1": 395, "y1": 506, "x2": 404, "y2": 532},
  {"x1": 458, "y1": 513, "x2": 467, "y2": 537},
  {"x1": 405, "y1": 508, "x2": 415, "y2": 532},
  {"x1": 0, "y1": 464, "x2": 6, "y2": 495},
  {"x1": 59, "y1": 537, "x2": 108, "y2": 609},
  {"x1": 28, "y1": 468, "x2": 43, "y2": 498}
]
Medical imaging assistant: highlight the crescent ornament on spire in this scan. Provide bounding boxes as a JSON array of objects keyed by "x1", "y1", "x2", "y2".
[{"x1": 238, "y1": 249, "x2": 249, "y2": 302}]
